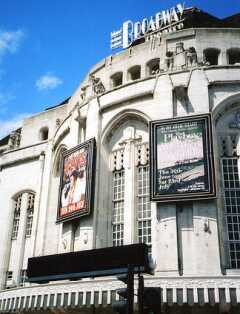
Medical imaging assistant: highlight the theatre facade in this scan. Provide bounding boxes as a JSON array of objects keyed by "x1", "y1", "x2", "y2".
[{"x1": 1, "y1": 4, "x2": 240, "y2": 314}]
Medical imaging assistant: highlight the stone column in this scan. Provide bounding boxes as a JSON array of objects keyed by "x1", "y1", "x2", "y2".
[
  {"x1": 79, "y1": 97, "x2": 101, "y2": 251},
  {"x1": 34, "y1": 143, "x2": 53, "y2": 256},
  {"x1": 31, "y1": 153, "x2": 45, "y2": 257},
  {"x1": 155, "y1": 204, "x2": 179, "y2": 274},
  {"x1": 123, "y1": 129, "x2": 136, "y2": 244},
  {"x1": 220, "y1": 49, "x2": 227, "y2": 66},
  {"x1": 0, "y1": 172, "x2": 15, "y2": 289},
  {"x1": 151, "y1": 202, "x2": 158, "y2": 262}
]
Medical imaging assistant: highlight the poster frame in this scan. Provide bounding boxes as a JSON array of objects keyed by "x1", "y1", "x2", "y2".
[
  {"x1": 149, "y1": 114, "x2": 216, "y2": 202},
  {"x1": 56, "y1": 138, "x2": 96, "y2": 223}
]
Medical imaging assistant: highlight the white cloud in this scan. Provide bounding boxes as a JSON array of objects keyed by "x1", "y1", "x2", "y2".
[
  {"x1": 36, "y1": 73, "x2": 63, "y2": 91},
  {"x1": 0, "y1": 113, "x2": 31, "y2": 139},
  {"x1": 0, "y1": 29, "x2": 25, "y2": 61}
]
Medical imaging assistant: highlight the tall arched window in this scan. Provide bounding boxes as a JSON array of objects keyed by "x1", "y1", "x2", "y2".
[
  {"x1": 11, "y1": 192, "x2": 36, "y2": 240},
  {"x1": 7, "y1": 191, "x2": 36, "y2": 288},
  {"x1": 106, "y1": 113, "x2": 150, "y2": 248},
  {"x1": 11, "y1": 194, "x2": 22, "y2": 239},
  {"x1": 216, "y1": 107, "x2": 240, "y2": 268}
]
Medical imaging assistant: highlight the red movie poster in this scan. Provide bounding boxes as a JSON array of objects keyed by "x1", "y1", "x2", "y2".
[{"x1": 57, "y1": 139, "x2": 95, "y2": 222}]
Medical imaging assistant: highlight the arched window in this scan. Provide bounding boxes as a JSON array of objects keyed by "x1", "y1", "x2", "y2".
[
  {"x1": 204, "y1": 48, "x2": 220, "y2": 66},
  {"x1": 11, "y1": 194, "x2": 22, "y2": 239},
  {"x1": 227, "y1": 48, "x2": 240, "y2": 65},
  {"x1": 39, "y1": 126, "x2": 49, "y2": 141},
  {"x1": 146, "y1": 58, "x2": 160, "y2": 76},
  {"x1": 216, "y1": 108, "x2": 240, "y2": 268},
  {"x1": 105, "y1": 113, "x2": 150, "y2": 249},
  {"x1": 128, "y1": 65, "x2": 141, "y2": 81},
  {"x1": 111, "y1": 72, "x2": 123, "y2": 88},
  {"x1": 7, "y1": 191, "x2": 36, "y2": 288},
  {"x1": 11, "y1": 192, "x2": 36, "y2": 240}
]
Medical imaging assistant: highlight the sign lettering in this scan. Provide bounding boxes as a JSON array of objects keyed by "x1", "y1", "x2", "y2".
[{"x1": 111, "y1": 3, "x2": 185, "y2": 50}]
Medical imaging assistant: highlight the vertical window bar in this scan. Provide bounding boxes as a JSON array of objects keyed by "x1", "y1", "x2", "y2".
[
  {"x1": 222, "y1": 157, "x2": 240, "y2": 268},
  {"x1": 26, "y1": 193, "x2": 35, "y2": 237},
  {"x1": 112, "y1": 170, "x2": 125, "y2": 246},
  {"x1": 137, "y1": 166, "x2": 151, "y2": 251},
  {"x1": 12, "y1": 195, "x2": 22, "y2": 240}
]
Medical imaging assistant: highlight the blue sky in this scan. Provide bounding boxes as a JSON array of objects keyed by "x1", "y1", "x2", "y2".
[{"x1": 0, "y1": 0, "x2": 240, "y2": 138}]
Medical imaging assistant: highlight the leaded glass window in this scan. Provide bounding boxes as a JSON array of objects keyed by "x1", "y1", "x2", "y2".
[
  {"x1": 222, "y1": 157, "x2": 240, "y2": 268},
  {"x1": 112, "y1": 170, "x2": 125, "y2": 246},
  {"x1": 12, "y1": 195, "x2": 22, "y2": 239},
  {"x1": 26, "y1": 193, "x2": 35, "y2": 237},
  {"x1": 137, "y1": 166, "x2": 151, "y2": 248}
]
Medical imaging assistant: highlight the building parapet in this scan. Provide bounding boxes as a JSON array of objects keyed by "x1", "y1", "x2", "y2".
[{"x1": 0, "y1": 276, "x2": 240, "y2": 312}]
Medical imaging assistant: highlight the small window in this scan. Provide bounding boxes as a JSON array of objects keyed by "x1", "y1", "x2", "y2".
[
  {"x1": 5, "y1": 271, "x2": 13, "y2": 288},
  {"x1": 128, "y1": 65, "x2": 141, "y2": 81},
  {"x1": 227, "y1": 48, "x2": 240, "y2": 65},
  {"x1": 39, "y1": 126, "x2": 49, "y2": 141},
  {"x1": 6, "y1": 271, "x2": 12, "y2": 281},
  {"x1": 146, "y1": 59, "x2": 160, "y2": 76},
  {"x1": 204, "y1": 48, "x2": 220, "y2": 66},
  {"x1": 111, "y1": 72, "x2": 123, "y2": 88},
  {"x1": 12, "y1": 195, "x2": 22, "y2": 239}
]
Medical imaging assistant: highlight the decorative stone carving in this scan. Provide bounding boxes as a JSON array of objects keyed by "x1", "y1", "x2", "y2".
[
  {"x1": 62, "y1": 239, "x2": 67, "y2": 250},
  {"x1": 165, "y1": 51, "x2": 174, "y2": 71},
  {"x1": 56, "y1": 118, "x2": 61, "y2": 128},
  {"x1": 176, "y1": 42, "x2": 184, "y2": 54},
  {"x1": 187, "y1": 46, "x2": 198, "y2": 67},
  {"x1": 89, "y1": 74, "x2": 105, "y2": 95},
  {"x1": 8, "y1": 130, "x2": 21, "y2": 149},
  {"x1": 174, "y1": 42, "x2": 186, "y2": 70},
  {"x1": 165, "y1": 43, "x2": 198, "y2": 72},
  {"x1": 83, "y1": 232, "x2": 88, "y2": 244},
  {"x1": 80, "y1": 85, "x2": 88, "y2": 100}
]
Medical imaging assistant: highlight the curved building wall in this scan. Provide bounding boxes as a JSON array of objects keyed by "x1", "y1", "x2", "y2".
[{"x1": 1, "y1": 24, "x2": 240, "y2": 313}]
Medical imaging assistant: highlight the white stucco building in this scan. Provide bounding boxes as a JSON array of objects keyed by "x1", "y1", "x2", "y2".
[{"x1": 1, "y1": 5, "x2": 240, "y2": 313}]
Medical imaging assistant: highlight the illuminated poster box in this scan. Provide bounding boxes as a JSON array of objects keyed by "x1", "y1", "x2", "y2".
[
  {"x1": 150, "y1": 114, "x2": 216, "y2": 202},
  {"x1": 57, "y1": 138, "x2": 95, "y2": 222}
]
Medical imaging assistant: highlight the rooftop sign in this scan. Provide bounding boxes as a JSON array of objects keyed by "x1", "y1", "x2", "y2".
[{"x1": 111, "y1": 3, "x2": 185, "y2": 50}]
